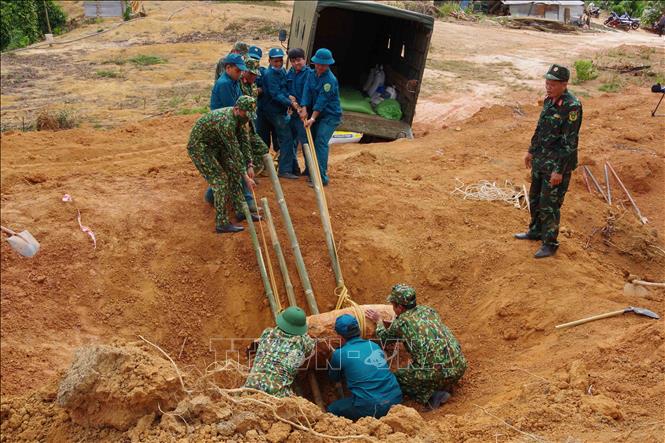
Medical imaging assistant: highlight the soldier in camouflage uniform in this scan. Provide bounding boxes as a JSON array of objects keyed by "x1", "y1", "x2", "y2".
[
  {"x1": 515, "y1": 64, "x2": 583, "y2": 258},
  {"x1": 187, "y1": 96, "x2": 258, "y2": 233},
  {"x1": 215, "y1": 41, "x2": 249, "y2": 82},
  {"x1": 244, "y1": 307, "x2": 315, "y2": 397},
  {"x1": 366, "y1": 284, "x2": 467, "y2": 410},
  {"x1": 240, "y1": 58, "x2": 269, "y2": 171}
]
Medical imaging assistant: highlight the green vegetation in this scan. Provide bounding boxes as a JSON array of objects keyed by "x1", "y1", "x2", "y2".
[
  {"x1": 437, "y1": 2, "x2": 463, "y2": 17},
  {"x1": 178, "y1": 106, "x2": 210, "y2": 115},
  {"x1": 1, "y1": 0, "x2": 67, "y2": 51},
  {"x1": 596, "y1": 0, "x2": 665, "y2": 25},
  {"x1": 128, "y1": 54, "x2": 167, "y2": 66},
  {"x1": 101, "y1": 56, "x2": 127, "y2": 66},
  {"x1": 96, "y1": 70, "x2": 123, "y2": 79},
  {"x1": 35, "y1": 108, "x2": 79, "y2": 131},
  {"x1": 598, "y1": 78, "x2": 622, "y2": 93},
  {"x1": 573, "y1": 60, "x2": 598, "y2": 83}
]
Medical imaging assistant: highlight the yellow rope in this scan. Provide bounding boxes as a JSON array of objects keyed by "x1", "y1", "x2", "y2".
[
  {"x1": 251, "y1": 188, "x2": 283, "y2": 313},
  {"x1": 304, "y1": 125, "x2": 366, "y2": 338}
]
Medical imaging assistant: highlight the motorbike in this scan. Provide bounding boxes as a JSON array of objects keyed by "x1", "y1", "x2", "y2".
[
  {"x1": 587, "y1": 4, "x2": 600, "y2": 18},
  {"x1": 604, "y1": 12, "x2": 640, "y2": 30}
]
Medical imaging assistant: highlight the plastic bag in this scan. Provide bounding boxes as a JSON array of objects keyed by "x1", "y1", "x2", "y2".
[
  {"x1": 376, "y1": 99, "x2": 402, "y2": 120},
  {"x1": 367, "y1": 65, "x2": 385, "y2": 97},
  {"x1": 362, "y1": 65, "x2": 378, "y2": 92}
]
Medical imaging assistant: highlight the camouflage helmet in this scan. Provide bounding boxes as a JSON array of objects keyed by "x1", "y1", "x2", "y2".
[
  {"x1": 235, "y1": 95, "x2": 257, "y2": 120},
  {"x1": 233, "y1": 41, "x2": 249, "y2": 55},
  {"x1": 386, "y1": 283, "x2": 416, "y2": 306},
  {"x1": 244, "y1": 58, "x2": 260, "y2": 75}
]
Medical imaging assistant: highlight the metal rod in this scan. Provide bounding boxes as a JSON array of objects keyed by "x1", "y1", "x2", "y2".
[
  {"x1": 302, "y1": 142, "x2": 343, "y2": 287},
  {"x1": 261, "y1": 197, "x2": 297, "y2": 308},
  {"x1": 241, "y1": 201, "x2": 279, "y2": 321},
  {"x1": 581, "y1": 167, "x2": 592, "y2": 193},
  {"x1": 603, "y1": 163, "x2": 612, "y2": 205},
  {"x1": 606, "y1": 161, "x2": 648, "y2": 225},
  {"x1": 262, "y1": 154, "x2": 319, "y2": 315},
  {"x1": 583, "y1": 166, "x2": 608, "y2": 203}
]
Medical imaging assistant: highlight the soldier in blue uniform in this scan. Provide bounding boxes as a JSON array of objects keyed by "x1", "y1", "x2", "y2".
[
  {"x1": 299, "y1": 48, "x2": 342, "y2": 187},
  {"x1": 286, "y1": 47, "x2": 312, "y2": 176},
  {"x1": 210, "y1": 53, "x2": 246, "y2": 111},
  {"x1": 261, "y1": 48, "x2": 298, "y2": 179}
]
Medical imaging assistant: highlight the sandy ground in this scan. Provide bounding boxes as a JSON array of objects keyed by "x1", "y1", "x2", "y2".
[{"x1": 1, "y1": 1, "x2": 665, "y2": 442}]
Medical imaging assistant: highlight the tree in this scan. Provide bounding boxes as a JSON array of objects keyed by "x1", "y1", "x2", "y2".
[{"x1": 0, "y1": 0, "x2": 66, "y2": 51}]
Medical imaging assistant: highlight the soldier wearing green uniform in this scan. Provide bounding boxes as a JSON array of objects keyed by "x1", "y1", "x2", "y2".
[
  {"x1": 187, "y1": 96, "x2": 258, "y2": 234},
  {"x1": 240, "y1": 58, "x2": 269, "y2": 173},
  {"x1": 366, "y1": 284, "x2": 467, "y2": 410},
  {"x1": 515, "y1": 64, "x2": 582, "y2": 258},
  {"x1": 244, "y1": 307, "x2": 315, "y2": 397}
]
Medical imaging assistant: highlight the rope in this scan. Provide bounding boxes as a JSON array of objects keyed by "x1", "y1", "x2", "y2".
[
  {"x1": 251, "y1": 188, "x2": 283, "y2": 313},
  {"x1": 452, "y1": 178, "x2": 527, "y2": 209},
  {"x1": 304, "y1": 125, "x2": 367, "y2": 338}
]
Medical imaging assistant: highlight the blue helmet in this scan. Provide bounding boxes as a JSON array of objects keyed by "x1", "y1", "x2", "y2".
[
  {"x1": 222, "y1": 53, "x2": 247, "y2": 71},
  {"x1": 268, "y1": 47, "x2": 285, "y2": 59},
  {"x1": 311, "y1": 48, "x2": 335, "y2": 65},
  {"x1": 248, "y1": 45, "x2": 262, "y2": 60},
  {"x1": 334, "y1": 314, "x2": 361, "y2": 339}
]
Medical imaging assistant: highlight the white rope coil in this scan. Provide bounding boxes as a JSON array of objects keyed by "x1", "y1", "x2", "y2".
[{"x1": 452, "y1": 178, "x2": 527, "y2": 210}]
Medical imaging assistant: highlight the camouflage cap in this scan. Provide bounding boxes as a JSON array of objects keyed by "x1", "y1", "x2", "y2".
[
  {"x1": 233, "y1": 41, "x2": 249, "y2": 55},
  {"x1": 386, "y1": 283, "x2": 416, "y2": 306},
  {"x1": 235, "y1": 95, "x2": 257, "y2": 120},
  {"x1": 244, "y1": 58, "x2": 260, "y2": 75},
  {"x1": 544, "y1": 64, "x2": 570, "y2": 82}
]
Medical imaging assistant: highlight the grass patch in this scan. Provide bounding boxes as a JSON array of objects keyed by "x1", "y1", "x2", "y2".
[
  {"x1": 96, "y1": 70, "x2": 123, "y2": 79},
  {"x1": 178, "y1": 106, "x2": 209, "y2": 115},
  {"x1": 437, "y1": 2, "x2": 462, "y2": 17},
  {"x1": 35, "y1": 108, "x2": 79, "y2": 131},
  {"x1": 598, "y1": 78, "x2": 622, "y2": 93},
  {"x1": 128, "y1": 54, "x2": 167, "y2": 66},
  {"x1": 101, "y1": 56, "x2": 126, "y2": 66},
  {"x1": 573, "y1": 60, "x2": 598, "y2": 83}
]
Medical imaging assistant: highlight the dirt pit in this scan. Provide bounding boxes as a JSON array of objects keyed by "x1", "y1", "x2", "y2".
[{"x1": 1, "y1": 87, "x2": 664, "y2": 441}]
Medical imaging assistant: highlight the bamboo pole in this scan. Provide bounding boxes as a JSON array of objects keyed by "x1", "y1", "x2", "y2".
[
  {"x1": 241, "y1": 201, "x2": 279, "y2": 321},
  {"x1": 307, "y1": 372, "x2": 326, "y2": 410},
  {"x1": 302, "y1": 142, "x2": 343, "y2": 287},
  {"x1": 262, "y1": 154, "x2": 319, "y2": 315},
  {"x1": 604, "y1": 163, "x2": 612, "y2": 205},
  {"x1": 261, "y1": 197, "x2": 297, "y2": 308},
  {"x1": 583, "y1": 166, "x2": 608, "y2": 203},
  {"x1": 606, "y1": 161, "x2": 648, "y2": 225}
]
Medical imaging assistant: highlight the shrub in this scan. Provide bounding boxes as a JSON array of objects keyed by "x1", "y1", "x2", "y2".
[
  {"x1": 128, "y1": 54, "x2": 167, "y2": 66},
  {"x1": 573, "y1": 60, "x2": 598, "y2": 82},
  {"x1": 35, "y1": 109, "x2": 79, "y2": 131},
  {"x1": 1, "y1": 0, "x2": 66, "y2": 51},
  {"x1": 437, "y1": 2, "x2": 462, "y2": 17},
  {"x1": 598, "y1": 78, "x2": 621, "y2": 93}
]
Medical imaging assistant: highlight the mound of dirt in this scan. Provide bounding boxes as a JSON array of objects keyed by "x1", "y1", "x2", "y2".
[
  {"x1": 56, "y1": 343, "x2": 184, "y2": 430},
  {"x1": 2, "y1": 343, "x2": 440, "y2": 442}
]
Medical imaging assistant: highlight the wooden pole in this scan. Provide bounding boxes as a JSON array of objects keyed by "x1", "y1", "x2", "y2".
[
  {"x1": 43, "y1": 0, "x2": 52, "y2": 34},
  {"x1": 302, "y1": 142, "x2": 343, "y2": 287},
  {"x1": 241, "y1": 201, "x2": 279, "y2": 321},
  {"x1": 583, "y1": 166, "x2": 608, "y2": 203},
  {"x1": 261, "y1": 197, "x2": 297, "y2": 308},
  {"x1": 262, "y1": 154, "x2": 318, "y2": 315},
  {"x1": 603, "y1": 163, "x2": 612, "y2": 205},
  {"x1": 606, "y1": 161, "x2": 648, "y2": 224}
]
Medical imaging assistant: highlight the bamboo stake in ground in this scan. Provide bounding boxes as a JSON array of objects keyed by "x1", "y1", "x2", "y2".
[
  {"x1": 261, "y1": 197, "x2": 297, "y2": 308},
  {"x1": 302, "y1": 142, "x2": 343, "y2": 287},
  {"x1": 242, "y1": 201, "x2": 279, "y2": 320},
  {"x1": 604, "y1": 163, "x2": 612, "y2": 205},
  {"x1": 583, "y1": 166, "x2": 608, "y2": 203},
  {"x1": 606, "y1": 161, "x2": 648, "y2": 225},
  {"x1": 262, "y1": 154, "x2": 319, "y2": 315}
]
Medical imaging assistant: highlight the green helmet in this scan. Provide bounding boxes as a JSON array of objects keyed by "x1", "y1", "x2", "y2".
[
  {"x1": 235, "y1": 95, "x2": 257, "y2": 120},
  {"x1": 244, "y1": 58, "x2": 260, "y2": 75},
  {"x1": 387, "y1": 283, "x2": 416, "y2": 306},
  {"x1": 276, "y1": 306, "x2": 308, "y2": 336},
  {"x1": 233, "y1": 41, "x2": 249, "y2": 55}
]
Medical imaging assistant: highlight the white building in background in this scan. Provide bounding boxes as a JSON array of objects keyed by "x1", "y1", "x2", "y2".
[{"x1": 502, "y1": 0, "x2": 585, "y2": 23}]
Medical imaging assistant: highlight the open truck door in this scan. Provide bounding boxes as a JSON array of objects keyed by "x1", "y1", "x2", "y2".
[{"x1": 288, "y1": 0, "x2": 434, "y2": 140}]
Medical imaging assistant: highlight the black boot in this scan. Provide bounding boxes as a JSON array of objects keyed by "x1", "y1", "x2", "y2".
[
  {"x1": 534, "y1": 243, "x2": 558, "y2": 258},
  {"x1": 216, "y1": 224, "x2": 244, "y2": 233},
  {"x1": 236, "y1": 212, "x2": 262, "y2": 222},
  {"x1": 426, "y1": 391, "x2": 451, "y2": 411},
  {"x1": 514, "y1": 232, "x2": 539, "y2": 240}
]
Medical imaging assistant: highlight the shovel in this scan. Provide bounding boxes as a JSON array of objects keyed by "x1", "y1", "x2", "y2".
[
  {"x1": 1, "y1": 225, "x2": 40, "y2": 257},
  {"x1": 556, "y1": 306, "x2": 660, "y2": 329}
]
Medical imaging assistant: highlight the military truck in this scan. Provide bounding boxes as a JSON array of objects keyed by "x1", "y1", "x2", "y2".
[{"x1": 287, "y1": 0, "x2": 434, "y2": 140}]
